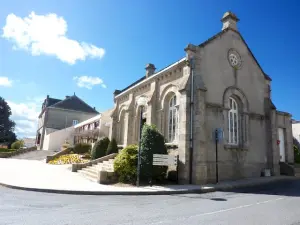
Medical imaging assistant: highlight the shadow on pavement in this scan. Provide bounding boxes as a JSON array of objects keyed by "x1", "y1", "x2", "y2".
[{"x1": 223, "y1": 179, "x2": 300, "y2": 197}]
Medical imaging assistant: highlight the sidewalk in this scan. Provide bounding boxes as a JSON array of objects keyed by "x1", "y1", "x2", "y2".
[{"x1": 0, "y1": 158, "x2": 297, "y2": 195}]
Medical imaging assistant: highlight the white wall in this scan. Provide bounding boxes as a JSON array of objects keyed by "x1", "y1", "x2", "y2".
[
  {"x1": 43, "y1": 127, "x2": 75, "y2": 151},
  {"x1": 292, "y1": 123, "x2": 300, "y2": 143}
]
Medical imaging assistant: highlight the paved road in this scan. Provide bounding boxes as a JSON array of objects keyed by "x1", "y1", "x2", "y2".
[
  {"x1": 11, "y1": 150, "x2": 56, "y2": 160},
  {"x1": 1, "y1": 180, "x2": 300, "y2": 225}
]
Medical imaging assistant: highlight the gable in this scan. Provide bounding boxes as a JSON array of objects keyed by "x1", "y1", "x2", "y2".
[
  {"x1": 199, "y1": 28, "x2": 271, "y2": 81},
  {"x1": 51, "y1": 96, "x2": 98, "y2": 114},
  {"x1": 197, "y1": 29, "x2": 269, "y2": 114}
]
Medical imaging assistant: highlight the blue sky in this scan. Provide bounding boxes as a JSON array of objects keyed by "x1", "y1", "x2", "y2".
[{"x1": 0, "y1": 0, "x2": 299, "y2": 138}]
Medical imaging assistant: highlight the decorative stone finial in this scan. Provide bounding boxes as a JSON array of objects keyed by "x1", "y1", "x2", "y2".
[
  {"x1": 145, "y1": 63, "x2": 156, "y2": 78},
  {"x1": 221, "y1": 11, "x2": 239, "y2": 31}
]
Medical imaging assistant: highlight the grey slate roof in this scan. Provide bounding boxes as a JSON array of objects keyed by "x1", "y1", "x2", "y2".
[
  {"x1": 39, "y1": 94, "x2": 98, "y2": 118},
  {"x1": 45, "y1": 98, "x2": 61, "y2": 107},
  {"x1": 50, "y1": 95, "x2": 98, "y2": 114}
]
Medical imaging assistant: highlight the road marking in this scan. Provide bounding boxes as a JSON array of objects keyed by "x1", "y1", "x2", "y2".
[
  {"x1": 196, "y1": 197, "x2": 284, "y2": 217},
  {"x1": 151, "y1": 197, "x2": 285, "y2": 225}
]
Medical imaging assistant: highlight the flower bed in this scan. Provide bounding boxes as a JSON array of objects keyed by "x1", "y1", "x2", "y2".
[{"x1": 48, "y1": 154, "x2": 89, "y2": 165}]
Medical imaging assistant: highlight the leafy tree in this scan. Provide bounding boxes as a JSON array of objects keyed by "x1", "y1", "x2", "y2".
[
  {"x1": 140, "y1": 124, "x2": 168, "y2": 183},
  {"x1": 0, "y1": 97, "x2": 16, "y2": 144},
  {"x1": 91, "y1": 137, "x2": 110, "y2": 159},
  {"x1": 294, "y1": 137, "x2": 300, "y2": 164},
  {"x1": 106, "y1": 138, "x2": 118, "y2": 155}
]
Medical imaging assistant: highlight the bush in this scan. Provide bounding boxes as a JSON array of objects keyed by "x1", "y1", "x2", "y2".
[
  {"x1": 91, "y1": 137, "x2": 110, "y2": 160},
  {"x1": 140, "y1": 124, "x2": 168, "y2": 182},
  {"x1": 114, "y1": 145, "x2": 138, "y2": 183},
  {"x1": 73, "y1": 143, "x2": 91, "y2": 154},
  {"x1": 106, "y1": 138, "x2": 118, "y2": 155},
  {"x1": 11, "y1": 140, "x2": 24, "y2": 149},
  {"x1": 294, "y1": 145, "x2": 300, "y2": 164}
]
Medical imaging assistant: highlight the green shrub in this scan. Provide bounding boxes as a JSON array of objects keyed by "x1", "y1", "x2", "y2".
[
  {"x1": 294, "y1": 145, "x2": 300, "y2": 164},
  {"x1": 140, "y1": 124, "x2": 168, "y2": 182},
  {"x1": 73, "y1": 143, "x2": 91, "y2": 154},
  {"x1": 11, "y1": 140, "x2": 24, "y2": 149},
  {"x1": 91, "y1": 137, "x2": 110, "y2": 160},
  {"x1": 106, "y1": 138, "x2": 118, "y2": 155},
  {"x1": 114, "y1": 145, "x2": 138, "y2": 183}
]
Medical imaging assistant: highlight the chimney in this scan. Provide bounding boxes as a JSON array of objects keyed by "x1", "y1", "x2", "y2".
[
  {"x1": 113, "y1": 89, "x2": 121, "y2": 97},
  {"x1": 221, "y1": 11, "x2": 239, "y2": 31},
  {"x1": 145, "y1": 63, "x2": 156, "y2": 78}
]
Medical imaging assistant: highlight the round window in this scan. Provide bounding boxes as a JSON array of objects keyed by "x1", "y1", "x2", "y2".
[{"x1": 228, "y1": 49, "x2": 242, "y2": 69}]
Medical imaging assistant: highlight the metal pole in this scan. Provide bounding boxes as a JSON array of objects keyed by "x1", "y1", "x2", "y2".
[
  {"x1": 136, "y1": 106, "x2": 143, "y2": 187},
  {"x1": 215, "y1": 129, "x2": 219, "y2": 183}
]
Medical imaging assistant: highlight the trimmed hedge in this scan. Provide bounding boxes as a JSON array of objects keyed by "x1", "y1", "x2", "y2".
[
  {"x1": 91, "y1": 137, "x2": 110, "y2": 160},
  {"x1": 106, "y1": 138, "x2": 118, "y2": 155},
  {"x1": 140, "y1": 124, "x2": 168, "y2": 182},
  {"x1": 0, "y1": 148, "x2": 15, "y2": 153},
  {"x1": 114, "y1": 145, "x2": 138, "y2": 183},
  {"x1": 73, "y1": 143, "x2": 91, "y2": 154}
]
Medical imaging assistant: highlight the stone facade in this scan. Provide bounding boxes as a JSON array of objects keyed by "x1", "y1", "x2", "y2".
[{"x1": 109, "y1": 12, "x2": 293, "y2": 184}]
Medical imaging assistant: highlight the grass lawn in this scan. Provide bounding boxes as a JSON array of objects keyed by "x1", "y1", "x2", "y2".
[{"x1": 48, "y1": 154, "x2": 90, "y2": 165}]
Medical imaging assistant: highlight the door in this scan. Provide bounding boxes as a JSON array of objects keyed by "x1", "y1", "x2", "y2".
[{"x1": 278, "y1": 128, "x2": 285, "y2": 162}]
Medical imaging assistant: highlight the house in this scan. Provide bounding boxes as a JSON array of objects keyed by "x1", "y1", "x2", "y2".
[
  {"x1": 36, "y1": 94, "x2": 99, "y2": 150},
  {"x1": 73, "y1": 108, "x2": 112, "y2": 145},
  {"x1": 109, "y1": 12, "x2": 293, "y2": 184}
]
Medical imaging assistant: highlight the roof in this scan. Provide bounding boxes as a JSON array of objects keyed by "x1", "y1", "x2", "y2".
[
  {"x1": 50, "y1": 95, "x2": 99, "y2": 114},
  {"x1": 115, "y1": 58, "x2": 186, "y2": 97},
  {"x1": 45, "y1": 98, "x2": 61, "y2": 107},
  {"x1": 115, "y1": 27, "x2": 272, "y2": 97},
  {"x1": 74, "y1": 114, "x2": 101, "y2": 128}
]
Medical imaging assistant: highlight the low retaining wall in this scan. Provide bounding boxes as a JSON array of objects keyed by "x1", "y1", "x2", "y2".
[
  {"x1": 72, "y1": 153, "x2": 117, "y2": 172},
  {"x1": 0, "y1": 147, "x2": 37, "y2": 158},
  {"x1": 46, "y1": 148, "x2": 71, "y2": 163}
]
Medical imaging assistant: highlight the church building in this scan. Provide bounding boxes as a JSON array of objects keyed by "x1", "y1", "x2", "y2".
[{"x1": 109, "y1": 12, "x2": 293, "y2": 184}]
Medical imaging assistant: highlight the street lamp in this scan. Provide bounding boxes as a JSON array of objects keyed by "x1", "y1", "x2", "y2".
[{"x1": 136, "y1": 96, "x2": 147, "y2": 187}]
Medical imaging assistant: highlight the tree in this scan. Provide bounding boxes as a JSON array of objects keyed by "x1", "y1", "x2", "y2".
[
  {"x1": 106, "y1": 138, "x2": 118, "y2": 155},
  {"x1": 91, "y1": 137, "x2": 110, "y2": 159},
  {"x1": 0, "y1": 97, "x2": 16, "y2": 144},
  {"x1": 140, "y1": 124, "x2": 168, "y2": 183}
]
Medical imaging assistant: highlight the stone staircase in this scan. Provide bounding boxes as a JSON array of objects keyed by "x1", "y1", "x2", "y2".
[{"x1": 77, "y1": 158, "x2": 116, "y2": 183}]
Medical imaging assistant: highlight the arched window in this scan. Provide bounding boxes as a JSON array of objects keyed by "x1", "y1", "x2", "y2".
[
  {"x1": 168, "y1": 95, "x2": 178, "y2": 142},
  {"x1": 228, "y1": 97, "x2": 238, "y2": 144}
]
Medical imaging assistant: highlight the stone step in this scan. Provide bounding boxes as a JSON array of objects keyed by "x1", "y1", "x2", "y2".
[
  {"x1": 77, "y1": 170, "x2": 98, "y2": 182},
  {"x1": 83, "y1": 166, "x2": 99, "y2": 174},
  {"x1": 80, "y1": 168, "x2": 98, "y2": 177},
  {"x1": 294, "y1": 167, "x2": 300, "y2": 172}
]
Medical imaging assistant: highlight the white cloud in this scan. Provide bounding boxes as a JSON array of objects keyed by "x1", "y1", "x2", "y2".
[
  {"x1": 0, "y1": 76, "x2": 13, "y2": 87},
  {"x1": 73, "y1": 76, "x2": 106, "y2": 89},
  {"x1": 7, "y1": 98, "x2": 42, "y2": 138},
  {"x1": 2, "y1": 12, "x2": 105, "y2": 65}
]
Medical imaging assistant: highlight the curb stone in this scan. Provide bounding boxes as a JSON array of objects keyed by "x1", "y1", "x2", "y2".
[{"x1": 0, "y1": 177, "x2": 297, "y2": 196}]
